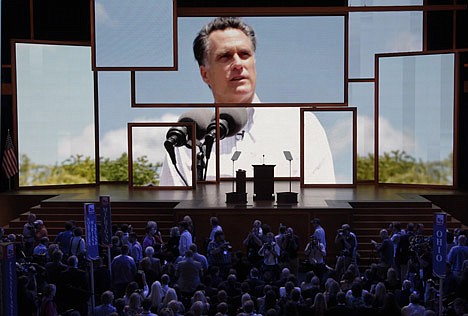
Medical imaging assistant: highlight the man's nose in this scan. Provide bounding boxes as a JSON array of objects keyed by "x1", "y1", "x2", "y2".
[{"x1": 231, "y1": 54, "x2": 243, "y2": 69}]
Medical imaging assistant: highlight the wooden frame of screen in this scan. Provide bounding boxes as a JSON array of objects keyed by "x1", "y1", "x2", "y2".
[
  {"x1": 300, "y1": 107, "x2": 357, "y2": 188},
  {"x1": 127, "y1": 122, "x2": 197, "y2": 190},
  {"x1": 11, "y1": 39, "x2": 98, "y2": 189},
  {"x1": 374, "y1": 50, "x2": 462, "y2": 189},
  {"x1": 90, "y1": 0, "x2": 178, "y2": 71}
]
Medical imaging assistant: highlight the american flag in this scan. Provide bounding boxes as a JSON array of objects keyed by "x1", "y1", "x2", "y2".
[{"x1": 2, "y1": 131, "x2": 18, "y2": 179}]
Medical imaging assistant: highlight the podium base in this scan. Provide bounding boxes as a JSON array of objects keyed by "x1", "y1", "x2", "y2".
[
  {"x1": 276, "y1": 192, "x2": 298, "y2": 204},
  {"x1": 253, "y1": 194, "x2": 275, "y2": 201},
  {"x1": 226, "y1": 192, "x2": 248, "y2": 204}
]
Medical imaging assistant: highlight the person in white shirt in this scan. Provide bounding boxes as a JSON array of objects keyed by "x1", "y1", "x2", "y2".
[
  {"x1": 311, "y1": 217, "x2": 327, "y2": 251},
  {"x1": 258, "y1": 232, "x2": 281, "y2": 279},
  {"x1": 160, "y1": 16, "x2": 335, "y2": 186},
  {"x1": 178, "y1": 220, "x2": 193, "y2": 257},
  {"x1": 209, "y1": 216, "x2": 223, "y2": 241}
]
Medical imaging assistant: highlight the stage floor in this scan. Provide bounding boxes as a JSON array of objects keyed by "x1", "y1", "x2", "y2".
[{"x1": 9, "y1": 181, "x2": 461, "y2": 210}]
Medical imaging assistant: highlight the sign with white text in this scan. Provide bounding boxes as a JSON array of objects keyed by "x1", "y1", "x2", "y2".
[
  {"x1": 0, "y1": 243, "x2": 17, "y2": 316},
  {"x1": 84, "y1": 203, "x2": 100, "y2": 260},
  {"x1": 100, "y1": 196, "x2": 112, "y2": 246},
  {"x1": 433, "y1": 213, "x2": 447, "y2": 277}
]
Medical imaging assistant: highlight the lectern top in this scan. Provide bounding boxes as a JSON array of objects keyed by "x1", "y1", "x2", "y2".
[{"x1": 252, "y1": 164, "x2": 276, "y2": 167}]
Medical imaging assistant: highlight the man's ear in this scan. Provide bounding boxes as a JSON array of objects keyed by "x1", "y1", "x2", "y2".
[{"x1": 200, "y1": 65, "x2": 210, "y2": 86}]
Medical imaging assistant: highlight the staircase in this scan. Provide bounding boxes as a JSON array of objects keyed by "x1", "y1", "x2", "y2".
[
  {"x1": 4, "y1": 200, "x2": 178, "y2": 240},
  {"x1": 351, "y1": 202, "x2": 464, "y2": 268}
]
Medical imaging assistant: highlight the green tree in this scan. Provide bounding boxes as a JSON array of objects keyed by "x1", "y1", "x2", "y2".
[
  {"x1": 100, "y1": 153, "x2": 130, "y2": 182},
  {"x1": 19, "y1": 153, "x2": 162, "y2": 186},
  {"x1": 357, "y1": 150, "x2": 453, "y2": 185}
]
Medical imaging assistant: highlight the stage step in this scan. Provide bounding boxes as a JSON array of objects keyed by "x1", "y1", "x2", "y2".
[{"x1": 4, "y1": 200, "x2": 178, "y2": 240}]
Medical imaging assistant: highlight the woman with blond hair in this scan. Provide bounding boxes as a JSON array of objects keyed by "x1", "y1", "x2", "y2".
[
  {"x1": 39, "y1": 284, "x2": 58, "y2": 316},
  {"x1": 125, "y1": 292, "x2": 143, "y2": 316},
  {"x1": 159, "y1": 288, "x2": 178, "y2": 313},
  {"x1": 149, "y1": 280, "x2": 165, "y2": 310},
  {"x1": 372, "y1": 282, "x2": 387, "y2": 309},
  {"x1": 191, "y1": 290, "x2": 210, "y2": 312},
  {"x1": 312, "y1": 292, "x2": 327, "y2": 316},
  {"x1": 323, "y1": 278, "x2": 340, "y2": 308}
]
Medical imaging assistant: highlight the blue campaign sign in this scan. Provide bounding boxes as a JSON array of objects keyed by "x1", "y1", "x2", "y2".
[
  {"x1": 84, "y1": 203, "x2": 100, "y2": 260},
  {"x1": 0, "y1": 243, "x2": 17, "y2": 316},
  {"x1": 100, "y1": 196, "x2": 113, "y2": 246},
  {"x1": 433, "y1": 213, "x2": 447, "y2": 277}
]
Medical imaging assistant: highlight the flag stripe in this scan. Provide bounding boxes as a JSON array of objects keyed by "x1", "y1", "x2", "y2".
[{"x1": 2, "y1": 132, "x2": 18, "y2": 179}]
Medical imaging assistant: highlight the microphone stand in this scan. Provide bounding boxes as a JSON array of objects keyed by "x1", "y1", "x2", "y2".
[{"x1": 197, "y1": 142, "x2": 207, "y2": 181}]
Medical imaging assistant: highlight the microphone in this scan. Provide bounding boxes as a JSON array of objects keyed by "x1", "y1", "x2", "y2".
[
  {"x1": 164, "y1": 109, "x2": 212, "y2": 165},
  {"x1": 204, "y1": 108, "x2": 249, "y2": 159}
]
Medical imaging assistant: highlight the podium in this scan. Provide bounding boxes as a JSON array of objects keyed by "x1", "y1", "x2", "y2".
[
  {"x1": 253, "y1": 164, "x2": 275, "y2": 200},
  {"x1": 226, "y1": 169, "x2": 247, "y2": 204}
]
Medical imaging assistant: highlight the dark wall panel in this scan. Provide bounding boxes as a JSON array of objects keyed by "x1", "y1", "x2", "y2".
[
  {"x1": 1, "y1": 0, "x2": 30, "y2": 65},
  {"x1": 427, "y1": 11, "x2": 454, "y2": 50},
  {"x1": 32, "y1": 0, "x2": 90, "y2": 41}
]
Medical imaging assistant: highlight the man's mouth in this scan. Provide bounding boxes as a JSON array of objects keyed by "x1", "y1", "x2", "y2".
[{"x1": 231, "y1": 76, "x2": 246, "y2": 81}]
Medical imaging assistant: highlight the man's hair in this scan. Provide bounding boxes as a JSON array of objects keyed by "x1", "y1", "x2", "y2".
[
  {"x1": 101, "y1": 291, "x2": 114, "y2": 305},
  {"x1": 189, "y1": 243, "x2": 198, "y2": 253},
  {"x1": 243, "y1": 300, "x2": 255, "y2": 313},
  {"x1": 210, "y1": 216, "x2": 219, "y2": 226},
  {"x1": 65, "y1": 221, "x2": 73, "y2": 230},
  {"x1": 121, "y1": 244, "x2": 129, "y2": 255},
  {"x1": 336, "y1": 291, "x2": 346, "y2": 304},
  {"x1": 409, "y1": 293, "x2": 420, "y2": 304},
  {"x1": 68, "y1": 255, "x2": 78, "y2": 267},
  {"x1": 214, "y1": 230, "x2": 224, "y2": 239},
  {"x1": 73, "y1": 227, "x2": 83, "y2": 237},
  {"x1": 193, "y1": 17, "x2": 256, "y2": 67},
  {"x1": 179, "y1": 220, "x2": 189, "y2": 230}
]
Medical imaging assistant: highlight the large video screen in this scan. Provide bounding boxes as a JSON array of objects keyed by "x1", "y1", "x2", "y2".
[
  {"x1": 378, "y1": 53, "x2": 454, "y2": 185},
  {"x1": 97, "y1": 14, "x2": 346, "y2": 186},
  {"x1": 16, "y1": 43, "x2": 95, "y2": 186}
]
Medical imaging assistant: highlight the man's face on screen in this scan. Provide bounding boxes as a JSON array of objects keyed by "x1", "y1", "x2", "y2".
[{"x1": 200, "y1": 28, "x2": 256, "y2": 103}]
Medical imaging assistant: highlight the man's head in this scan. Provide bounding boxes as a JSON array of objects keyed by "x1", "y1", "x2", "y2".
[
  {"x1": 266, "y1": 232, "x2": 275, "y2": 243},
  {"x1": 341, "y1": 224, "x2": 351, "y2": 236},
  {"x1": 121, "y1": 244, "x2": 130, "y2": 256},
  {"x1": 101, "y1": 290, "x2": 114, "y2": 305},
  {"x1": 179, "y1": 220, "x2": 189, "y2": 232},
  {"x1": 210, "y1": 216, "x2": 219, "y2": 227},
  {"x1": 68, "y1": 255, "x2": 79, "y2": 268},
  {"x1": 459, "y1": 235, "x2": 467, "y2": 246},
  {"x1": 214, "y1": 230, "x2": 225, "y2": 242},
  {"x1": 311, "y1": 218, "x2": 321, "y2": 228},
  {"x1": 189, "y1": 243, "x2": 198, "y2": 253},
  {"x1": 194, "y1": 17, "x2": 257, "y2": 103},
  {"x1": 27, "y1": 213, "x2": 36, "y2": 223}
]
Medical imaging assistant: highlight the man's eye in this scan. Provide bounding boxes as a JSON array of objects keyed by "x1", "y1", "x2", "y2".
[{"x1": 219, "y1": 54, "x2": 231, "y2": 61}]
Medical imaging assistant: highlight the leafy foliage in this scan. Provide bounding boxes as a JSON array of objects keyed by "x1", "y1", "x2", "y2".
[
  {"x1": 357, "y1": 150, "x2": 453, "y2": 185},
  {"x1": 19, "y1": 153, "x2": 161, "y2": 186},
  {"x1": 19, "y1": 150, "x2": 452, "y2": 186}
]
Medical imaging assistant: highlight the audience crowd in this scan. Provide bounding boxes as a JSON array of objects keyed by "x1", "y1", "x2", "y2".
[{"x1": 5, "y1": 214, "x2": 468, "y2": 316}]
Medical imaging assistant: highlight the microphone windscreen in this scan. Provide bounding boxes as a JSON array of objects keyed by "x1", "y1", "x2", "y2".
[
  {"x1": 219, "y1": 108, "x2": 249, "y2": 137},
  {"x1": 178, "y1": 109, "x2": 212, "y2": 140}
]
